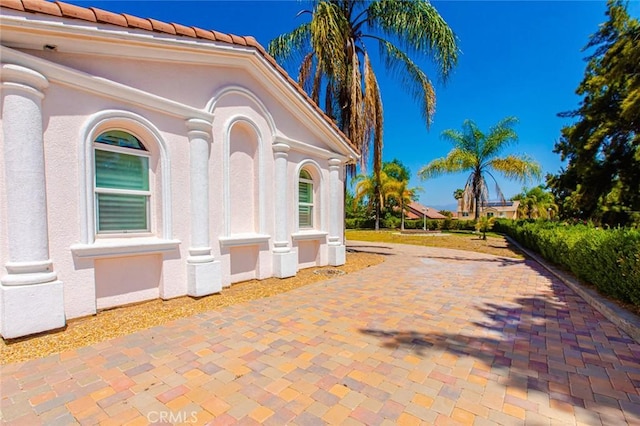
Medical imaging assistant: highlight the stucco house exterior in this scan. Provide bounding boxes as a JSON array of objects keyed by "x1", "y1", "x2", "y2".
[
  {"x1": 404, "y1": 202, "x2": 448, "y2": 220},
  {"x1": 456, "y1": 199, "x2": 520, "y2": 220},
  {"x1": 0, "y1": 0, "x2": 359, "y2": 338}
]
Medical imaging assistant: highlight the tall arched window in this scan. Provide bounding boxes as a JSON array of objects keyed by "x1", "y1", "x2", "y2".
[
  {"x1": 298, "y1": 169, "x2": 314, "y2": 228},
  {"x1": 94, "y1": 130, "x2": 150, "y2": 233}
]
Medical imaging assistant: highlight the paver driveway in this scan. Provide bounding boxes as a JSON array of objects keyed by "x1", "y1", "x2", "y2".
[{"x1": 1, "y1": 242, "x2": 639, "y2": 425}]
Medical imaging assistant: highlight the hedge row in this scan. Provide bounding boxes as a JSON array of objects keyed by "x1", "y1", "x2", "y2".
[
  {"x1": 346, "y1": 218, "x2": 477, "y2": 231},
  {"x1": 494, "y1": 220, "x2": 640, "y2": 308}
]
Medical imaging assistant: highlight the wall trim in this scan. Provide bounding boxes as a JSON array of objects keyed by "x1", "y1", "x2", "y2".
[
  {"x1": 79, "y1": 110, "x2": 173, "y2": 244},
  {"x1": 222, "y1": 116, "x2": 266, "y2": 237},
  {"x1": 293, "y1": 159, "x2": 326, "y2": 233},
  {"x1": 1, "y1": 46, "x2": 212, "y2": 121}
]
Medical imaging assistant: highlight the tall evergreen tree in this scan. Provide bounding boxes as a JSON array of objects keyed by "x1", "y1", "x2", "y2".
[{"x1": 549, "y1": 0, "x2": 640, "y2": 226}]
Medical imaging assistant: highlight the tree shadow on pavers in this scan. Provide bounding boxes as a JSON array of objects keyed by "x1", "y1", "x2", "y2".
[
  {"x1": 359, "y1": 294, "x2": 640, "y2": 424},
  {"x1": 347, "y1": 246, "x2": 396, "y2": 256}
]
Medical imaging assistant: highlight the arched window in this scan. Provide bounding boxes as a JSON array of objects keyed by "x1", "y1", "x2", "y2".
[
  {"x1": 94, "y1": 130, "x2": 150, "y2": 233},
  {"x1": 298, "y1": 169, "x2": 314, "y2": 228}
]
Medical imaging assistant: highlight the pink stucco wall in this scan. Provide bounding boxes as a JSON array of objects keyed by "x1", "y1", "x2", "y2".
[{"x1": 0, "y1": 43, "x2": 347, "y2": 325}]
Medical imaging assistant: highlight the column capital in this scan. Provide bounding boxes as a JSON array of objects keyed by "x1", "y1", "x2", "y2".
[
  {"x1": 272, "y1": 142, "x2": 290, "y2": 154},
  {"x1": 186, "y1": 118, "x2": 212, "y2": 140},
  {"x1": 328, "y1": 158, "x2": 342, "y2": 169},
  {"x1": 0, "y1": 64, "x2": 49, "y2": 92}
]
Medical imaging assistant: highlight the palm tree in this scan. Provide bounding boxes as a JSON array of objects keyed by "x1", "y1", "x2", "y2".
[
  {"x1": 353, "y1": 170, "x2": 406, "y2": 230},
  {"x1": 269, "y1": 0, "x2": 458, "y2": 206},
  {"x1": 475, "y1": 216, "x2": 495, "y2": 240},
  {"x1": 387, "y1": 178, "x2": 420, "y2": 231},
  {"x1": 512, "y1": 185, "x2": 558, "y2": 219},
  {"x1": 419, "y1": 117, "x2": 542, "y2": 220}
]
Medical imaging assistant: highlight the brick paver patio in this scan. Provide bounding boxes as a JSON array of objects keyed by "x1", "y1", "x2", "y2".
[{"x1": 1, "y1": 242, "x2": 639, "y2": 425}]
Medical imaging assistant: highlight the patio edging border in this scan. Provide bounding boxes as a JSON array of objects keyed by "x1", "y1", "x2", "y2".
[{"x1": 505, "y1": 236, "x2": 640, "y2": 345}]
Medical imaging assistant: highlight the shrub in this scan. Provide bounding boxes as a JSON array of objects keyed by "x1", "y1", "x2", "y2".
[
  {"x1": 495, "y1": 220, "x2": 640, "y2": 308},
  {"x1": 345, "y1": 218, "x2": 376, "y2": 229},
  {"x1": 382, "y1": 216, "x2": 401, "y2": 229}
]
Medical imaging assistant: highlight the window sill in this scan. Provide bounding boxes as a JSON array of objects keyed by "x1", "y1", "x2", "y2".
[
  {"x1": 71, "y1": 238, "x2": 181, "y2": 258},
  {"x1": 291, "y1": 230, "x2": 328, "y2": 241},
  {"x1": 218, "y1": 233, "x2": 270, "y2": 247}
]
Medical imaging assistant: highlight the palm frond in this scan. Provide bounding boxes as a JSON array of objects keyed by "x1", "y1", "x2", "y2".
[
  {"x1": 482, "y1": 116, "x2": 519, "y2": 159},
  {"x1": 367, "y1": 0, "x2": 458, "y2": 80},
  {"x1": 299, "y1": 52, "x2": 315, "y2": 95},
  {"x1": 268, "y1": 23, "x2": 311, "y2": 64},
  {"x1": 489, "y1": 155, "x2": 542, "y2": 183},
  {"x1": 418, "y1": 148, "x2": 475, "y2": 179},
  {"x1": 363, "y1": 52, "x2": 384, "y2": 177},
  {"x1": 348, "y1": 46, "x2": 365, "y2": 168},
  {"x1": 310, "y1": 1, "x2": 349, "y2": 80},
  {"x1": 484, "y1": 170, "x2": 507, "y2": 203},
  {"x1": 377, "y1": 39, "x2": 436, "y2": 127}
]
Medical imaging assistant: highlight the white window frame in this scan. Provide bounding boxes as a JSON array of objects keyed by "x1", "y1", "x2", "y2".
[
  {"x1": 298, "y1": 169, "x2": 314, "y2": 229},
  {"x1": 93, "y1": 137, "x2": 152, "y2": 234},
  {"x1": 77, "y1": 111, "x2": 175, "y2": 249}
]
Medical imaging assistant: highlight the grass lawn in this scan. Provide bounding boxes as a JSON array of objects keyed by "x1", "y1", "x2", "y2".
[{"x1": 346, "y1": 229, "x2": 524, "y2": 259}]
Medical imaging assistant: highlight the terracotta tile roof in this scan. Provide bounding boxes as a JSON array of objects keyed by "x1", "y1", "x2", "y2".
[
  {"x1": 406, "y1": 202, "x2": 448, "y2": 220},
  {"x1": 0, "y1": 0, "x2": 357, "y2": 155}
]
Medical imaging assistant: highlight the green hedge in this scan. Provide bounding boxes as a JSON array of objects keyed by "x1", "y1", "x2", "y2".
[
  {"x1": 346, "y1": 217, "x2": 477, "y2": 231},
  {"x1": 494, "y1": 220, "x2": 640, "y2": 308}
]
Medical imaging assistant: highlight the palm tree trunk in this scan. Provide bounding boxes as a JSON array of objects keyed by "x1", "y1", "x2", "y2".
[
  {"x1": 474, "y1": 193, "x2": 480, "y2": 220},
  {"x1": 401, "y1": 199, "x2": 405, "y2": 231},
  {"x1": 374, "y1": 181, "x2": 381, "y2": 230},
  {"x1": 473, "y1": 172, "x2": 481, "y2": 221}
]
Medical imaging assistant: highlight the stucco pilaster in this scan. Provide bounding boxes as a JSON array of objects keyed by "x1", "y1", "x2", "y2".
[
  {"x1": 186, "y1": 118, "x2": 221, "y2": 296},
  {"x1": 1, "y1": 64, "x2": 64, "y2": 338},
  {"x1": 272, "y1": 143, "x2": 297, "y2": 277},
  {"x1": 328, "y1": 158, "x2": 346, "y2": 266}
]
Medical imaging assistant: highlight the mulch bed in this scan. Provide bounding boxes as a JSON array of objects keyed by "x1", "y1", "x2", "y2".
[{"x1": 0, "y1": 252, "x2": 384, "y2": 365}]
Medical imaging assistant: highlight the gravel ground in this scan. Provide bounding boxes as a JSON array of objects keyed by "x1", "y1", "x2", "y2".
[
  {"x1": 1, "y1": 252, "x2": 383, "y2": 365},
  {"x1": 346, "y1": 230, "x2": 524, "y2": 259}
]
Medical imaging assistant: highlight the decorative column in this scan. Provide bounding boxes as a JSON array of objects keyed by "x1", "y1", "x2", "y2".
[
  {"x1": 186, "y1": 118, "x2": 221, "y2": 296},
  {"x1": 272, "y1": 143, "x2": 297, "y2": 277},
  {"x1": 328, "y1": 158, "x2": 346, "y2": 266},
  {"x1": 1, "y1": 64, "x2": 65, "y2": 338}
]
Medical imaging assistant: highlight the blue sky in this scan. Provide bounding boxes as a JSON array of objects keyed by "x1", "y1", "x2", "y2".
[{"x1": 70, "y1": 1, "x2": 639, "y2": 210}]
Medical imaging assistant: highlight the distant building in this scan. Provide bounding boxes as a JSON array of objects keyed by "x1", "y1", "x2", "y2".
[
  {"x1": 405, "y1": 202, "x2": 448, "y2": 220},
  {"x1": 457, "y1": 199, "x2": 520, "y2": 220}
]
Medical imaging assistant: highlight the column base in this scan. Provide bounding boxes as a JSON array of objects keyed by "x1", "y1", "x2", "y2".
[
  {"x1": 328, "y1": 244, "x2": 346, "y2": 266},
  {"x1": 1, "y1": 280, "x2": 65, "y2": 339},
  {"x1": 273, "y1": 251, "x2": 297, "y2": 278},
  {"x1": 187, "y1": 260, "x2": 222, "y2": 297}
]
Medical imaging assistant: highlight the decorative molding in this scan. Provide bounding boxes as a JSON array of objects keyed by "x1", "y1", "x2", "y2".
[
  {"x1": 186, "y1": 117, "x2": 213, "y2": 140},
  {"x1": 328, "y1": 158, "x2": 342, "y2": 169},
  {"x1": 207, "y1": 85, "x2": 277, "y2": 137},
  {"x1": 293, "y1": 159, "x2": 326, "y2": 232},
  {"x1": 222, "y1": 116, "x2": 266, "y2": 237},
  {"x1": 274, "y1": 135, "x2": 350, "y2": 162},
  {"x1": 70, "y1": 238, "x2": 181, "y2": 258},
  {"x1": 291, "y1": 231, "x2": 328, "y2": 241},
  {"x1": 0, "y1": 63, "x2": 49, "y2": 98},
  {"x1": 218, "y1": 234, "x2": 270, "y2": 247},
  {"x1": 0, "y1": 13, "x2": 359, "y2": 158},
  {"x1": 79, "y1": 110, "x2": 173, "y2": 244},
  {"x1": 1, "y1": 46, "x2": 212, "y2": 120}
]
